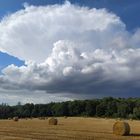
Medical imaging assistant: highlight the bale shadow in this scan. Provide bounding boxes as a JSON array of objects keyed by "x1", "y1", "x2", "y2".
[
  {"x1": 57, "y1": 123, "x2": 64, "y2": 126},
  {"x1": 129, "y1": 133, "x2": 140, "y2": 137}
]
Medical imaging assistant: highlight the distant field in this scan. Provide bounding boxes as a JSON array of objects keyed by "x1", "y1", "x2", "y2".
[{"x1": 0, "y1": 117, "x2": 140, "y2": 140}]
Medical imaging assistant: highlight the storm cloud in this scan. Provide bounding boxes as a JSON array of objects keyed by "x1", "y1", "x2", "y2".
[{"x1": 0, "y1": 1, "x2": 140, "y2": 102}]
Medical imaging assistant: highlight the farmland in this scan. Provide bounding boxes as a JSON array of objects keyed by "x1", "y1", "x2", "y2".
[{"x1": 0, "y1": 117, "x2": 140, "y2": 140}]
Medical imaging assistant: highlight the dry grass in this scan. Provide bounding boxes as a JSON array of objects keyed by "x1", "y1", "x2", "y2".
[{"x1": 0, "y1": 117, "x2": 139, "y2": 140}]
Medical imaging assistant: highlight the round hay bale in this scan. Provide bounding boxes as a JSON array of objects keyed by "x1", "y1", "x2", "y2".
[
  {"x1": 48, "y1": 117, "x2": 58, "y2": 125},
  {"x1": 13, "y1": 116, "x2": 19, "y2": 122},
  {"x1": 117, "y1": 118, "x2": 122, "y2": 121},
  {"x1": 41, "y1": 117, "x2": 45, "y2": 120},
  {"x1": 38, "y1": 117, "x2": 46, "y2": 120},
  {"x1": 113, "y1": 121, "x2": 130, "y2": 136},
  {"x1": 8, "y1": 117, "x2": 12, "y2": 120}
]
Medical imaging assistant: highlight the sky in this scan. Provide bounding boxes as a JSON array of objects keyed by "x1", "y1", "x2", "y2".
[{"x1": 0, "y1": 0, "x2": 140, "y2": 105}]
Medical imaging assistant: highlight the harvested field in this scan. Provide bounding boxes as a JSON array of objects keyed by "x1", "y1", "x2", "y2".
[{"x1": 0, "y1": 117, "x2": 139, "y2": 140}]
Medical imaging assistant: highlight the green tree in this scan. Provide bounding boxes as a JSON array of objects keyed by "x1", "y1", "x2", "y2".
[
  {"x1": 85, "y1": 100, "x2": 97, "y2": 116},
  {"x1": 133, "y1": 107, "x2": 140, "y2": 119},
  {"x1": 117, "y1": 102, "x2": 128, "y2": 118},
  {"x1": 96, "y1": 102, "x2": 107, "y2": 117}
]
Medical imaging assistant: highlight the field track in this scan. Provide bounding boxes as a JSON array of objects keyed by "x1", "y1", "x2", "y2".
[{"x1": 0, "y1": 117, "x2": 140, "y2": 140}]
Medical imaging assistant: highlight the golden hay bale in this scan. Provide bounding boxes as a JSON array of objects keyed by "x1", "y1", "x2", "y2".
[
  {"x1": 130, "y1": 118, "x2": 133, "y2": 121},
  {"x1": 13, "y1": 116, "x2": 19, "y2": 122},
  {"x1": 38, "y1": 117, "x2": 46, "y2": 120},
  {"x1": 41, "y1": 117, "x2": 45, "y2": 120},
  {"x1": 117, "y1": 118, "x2": 122, "y2": 121},
  {"x1": 113, "y1": 121, "x2": 130, "y2": 136},
  {"x1": 48, "y1": 117, "x2": 58, "y2": 125},
  {"x1": 8, "y1": 117, "x2": 12, "y2": 120}
]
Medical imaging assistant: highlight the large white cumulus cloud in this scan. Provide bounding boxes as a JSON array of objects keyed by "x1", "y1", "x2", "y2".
[
  {"x1": 0, "y1": 1, "x2": 127, "y2": 62},
  {"x1": 0, "y1": 1, "x2": 140, "y2": 102}
]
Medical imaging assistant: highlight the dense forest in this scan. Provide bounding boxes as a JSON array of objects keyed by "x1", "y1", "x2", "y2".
[{"x1": 0, "y1": 97, "x2": 140, "y2": 119}]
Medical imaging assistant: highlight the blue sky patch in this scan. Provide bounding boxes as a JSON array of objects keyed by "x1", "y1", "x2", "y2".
[{"x1": 0, "y1": 52, "x2": 24, "y2": 71}]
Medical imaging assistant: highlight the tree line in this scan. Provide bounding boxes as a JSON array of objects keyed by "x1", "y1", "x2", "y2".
[{"x1": 0, "y1": 97, "x2": 140, "y2": 119}]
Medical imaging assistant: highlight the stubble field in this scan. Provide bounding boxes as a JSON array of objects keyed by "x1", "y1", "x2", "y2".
[{"x1": 0, "y1": 117, "x2": 140, "y2": 140}]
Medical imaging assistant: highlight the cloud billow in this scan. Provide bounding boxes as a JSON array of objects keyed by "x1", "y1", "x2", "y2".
[{"x1": 0, "y1": 1, "x2": 140, "y2": 102}]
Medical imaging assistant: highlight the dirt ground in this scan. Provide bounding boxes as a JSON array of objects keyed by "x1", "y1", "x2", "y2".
[{"x1": 0, "y1": 117, "x2": 139, "y2": 140}]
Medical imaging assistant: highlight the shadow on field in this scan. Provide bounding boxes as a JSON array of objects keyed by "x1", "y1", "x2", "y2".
[
  {"x1": 130, "y1": 133, "x2": 140, "y2": 137},
  {"x1": 57, "y1": 123, "x2": 64, "y2": 126}
]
